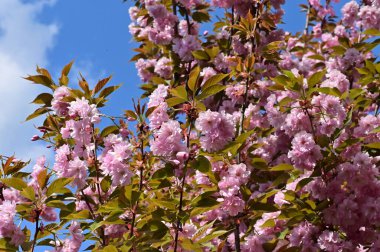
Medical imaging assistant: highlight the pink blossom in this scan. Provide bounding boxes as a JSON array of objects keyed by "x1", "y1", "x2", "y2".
[
  {"x1": 100, "y1": 137, "x2": 133, "y2": 186},
  {"x1": 341, "y1": 1, "x2": 359, "y2": 27},
  {"x1": 150, "y1": 120, "x2": 186, "y2": 157},
  {"x1": 358, "y1": 5, "x2": 380, "y2": 30},
  {"x1": 173, "y1": 35, "x2": 201, "y2": 62},
  {"x1": 52, "y1": 86, "x2": 70, "y2": 116},
  {"x1": 136, "y1": 58, "x2": 156, "y2": 82},
  {"x1": 195, "y1": 110, "x2": 235, "y2": 152},
  {"x1": 28, "y1": 156, "x2": 46, "y2": 190},
  {"x1": 154, "y1": 57, "x2": 172, "y2": 79},
  {"x1": 147, "y1": 84, "x2": 168, "y2": 108},
  {"x1": 288, "y1": 131, "x2": 322, "y2": 171},
  {"x1": 220, "y1": 195, "x2": 245, "y2": 216}
]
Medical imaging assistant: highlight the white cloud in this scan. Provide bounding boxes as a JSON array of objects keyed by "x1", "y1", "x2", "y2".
[{"x1": 0, "y1": 0, "x2": 58, "y2": 161}]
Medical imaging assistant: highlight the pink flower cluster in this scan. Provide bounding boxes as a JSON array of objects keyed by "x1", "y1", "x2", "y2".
[
  {"x1": 218, "y1": 163, "x2": 250, "y2": 216},
  {"x1": 99, "y1": 134, "x2": 133, "y2": 186},
  {"x1": 0, "y1": 201, "x2": 25, "y2": 246},
  {"x1": 195, "y1": 110, "x2": 235, "y2": 152},
  {"x1": 150, "y1": 120, "x2": 186, "y2": 157}
]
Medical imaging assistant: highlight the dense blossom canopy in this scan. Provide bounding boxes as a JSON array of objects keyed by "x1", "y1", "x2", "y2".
[{"x1": 0, "y1": 0, "x2": 380, "y2": 251}]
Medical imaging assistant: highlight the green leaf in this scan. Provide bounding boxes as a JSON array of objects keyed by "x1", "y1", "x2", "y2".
[
  {"x1": 365, "y1": 142, "x2": 380, "y2": 149},
  {"x1": 192, "y1": 195, "x2": 219, "y2": 208},
  {"x1": 296, "y1": 177, "x2": 314, "y2": 191},
  {"x1": 271, "y1": 75, "x2": 291, "y2": 86},
  {"x1": 197, "y1": 85, "x2": 227, "y2": 100},
  {"x1": 192, "y1": 11, "x2": 211, "y2": 23},
  {"x1": 251, "y1": 158, "x2": 268, "y2": 170},
  {"x1": 170, "y1": 85, "x2": 188, "y2": 100},
  {"x1": 202, "y1": 74, "x2": 229, "y2": 90},
  {"x1": 125, "y1": 110, "x2": 137, "y2": 120},
  {"x1": 349, "y1": 88, "x2": 365, "y2": 100},
  {"x1": 101, "y1": 125, "x2": 119, "y2": 138},
  {"x1": 31, "y1": 93, "x2": 53, "y2": 106},
  {"x1": 197, "y1": 230, "x2": 229, "y2": 244},
  {"x1": 192, "y1": 156, "x2": 211, "y2": 173},
  {"x1": 1, "y1": 177, "x2": 27, "y2": 190},
  {"x1": 46, "y1": 178, "x2": 72, "y2": 197},
  {"x1": 152, "y1": 163, "x2": 174, "y2": 179},
  {"x1": 20, "y1": 186, "x2": 36, "y2": 201},
  {"x1": 261, "y1": 219, "x2": 275, "y2": 228},
  {"x1": 149, "y1": 199, "x2": 177, "y2": 210},
  {"x1": 100, "y1": 245, "x2": 118, "y2": 252},
  {"x1": 249, "y1": 202, "x2": 278, "y2": 212},
  {"x1": 141, "y1": 220, "x2": 169, "y2": 240},
  {"x1": 313, "y1": 87, "x2": 341, "y2": 97},
  {"x1": 188, "y1": 66, "x2": 200, "y2": 92},
  {"x1": 307, "y1": 54, "x2": 325, "y2": 61},
  {"x1": 26, "y1": 107, "x2": 50, "y2": 121},
  {"x1": 364, "y1": 28, "x2": 380, "y2": 36},
  {"x1": 192, "y1": 220, "x2": 215, "y2": 241},
  {"x1": 192, "y1": 50, "x2": 210, "y2": 61},
  {"x1": 278, "y1": 96, "x2": 294, "y2": 107},
  {"x1": 166, "y1": 97, "x2": 187, "y2": 107},
  {"x1": 263, "y1": 41, "x2": 282, "y2": 53},
  {"x1": 181, "y1": 239, "x2": 203, "y2": 252},
  {"x1": 270, "y1": 164, "x2": 294, "y2": 171},
  {"x1": 46, "y1": 200, "x2": 71, "y2": 211},
  {"x1": 371, "y1": 126, "x2": 380, "y2": 133},
  {"x1": 63, "y1": 210, "x2": 91, "y2": 220},
  {"x1": 308, "y1": 69, "x2": 326, "y2": 88},
  {"x1": 204, "y1": 47, "x2": 220, "y2": 59}
]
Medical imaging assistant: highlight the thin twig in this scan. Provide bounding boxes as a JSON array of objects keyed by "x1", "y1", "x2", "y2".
[
  {"x1": 80, "y1": 190, "x2": 96, "y2": 219},
  {"x1": 304, "y1": 2, "x2": 311, "y2": 35},
  {"x1": 173, "y1": 126, "x2": 191, "y2": 252},
  {"x1": 92, "y1": 124, "x2": 103, "y2": 204},
  {"x1": 129, "y1": 135, "x2": 145, "y2": 240},
  {"x1": 31, "y1": 210, "x2": 41, "y2": 252}
]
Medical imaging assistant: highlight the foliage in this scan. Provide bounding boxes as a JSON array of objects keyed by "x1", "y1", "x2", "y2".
[{"x1": 1, "y1": 0, "x2": 380, "y2": 251}]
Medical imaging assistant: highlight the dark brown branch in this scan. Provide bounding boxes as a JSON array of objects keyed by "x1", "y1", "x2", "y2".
[{"x1": 31, "y1": 210, "x2": 41, "y2": 252}]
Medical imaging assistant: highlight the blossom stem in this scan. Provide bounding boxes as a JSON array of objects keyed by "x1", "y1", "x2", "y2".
[
  {"x1": 172, "y1": 0, "x2": 179, "y2": 36},
  {"x1": 92, "y1": 124, "x2": 103, "y2": 205},
  {"x1": 174, "y1": 121, "x2": 192, "y2": 252},
  {"x1": 91, "y1": 124, "x2": 106, "y2": 246},
  {"x1": 228, "y1": 5, "x2": 235, "y2": 50},
  {"x1": 304, "y1": 108, "x2": 316, "y2": 138},
  {"x1": 0, "y1": 187, "x2": 4, "y2": 201},
  {"x1": 80, "y1": 190, "x2": 96, "y2": 219},
  {"x1": 31, "y1": 210, "x2": 40, "y2": 252},
  {"x1": 129, "y1": 136, "x2": 145, "y2": 240},
  {"x1": 304, "y1": 2, "x2": 311, "y2": 35},
  {"x1": 173, "y1": 167, "x2": 187, "y2": 252}
]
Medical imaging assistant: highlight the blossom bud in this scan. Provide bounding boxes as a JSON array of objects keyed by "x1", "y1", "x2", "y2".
[
  {"x1": 119, "y1": 128, "x2": 129, "y2": 138},
  {"x1": 31, "y1": 135, "x2": 40, "y2": 141},
  {"x1": 176, "y1": 151, "x2": 189, "y2": 162}
]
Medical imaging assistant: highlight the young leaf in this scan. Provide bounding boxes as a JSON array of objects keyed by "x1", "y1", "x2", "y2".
[
  {"x1": 202, "y1": 74, "x2": 229, "y2": 90},
  {"x1": 197, "y1": 85, "x2": 226, "y2": 100},
  {"x1": 92, "y1": 76, "x2": 112, "y2": 96},
  {"x1": 188, "y1": 66, "x2": 200, "y2": 92},
  {"x1": 1, "y1": 177, "x2": 27, "y2": 190}
]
